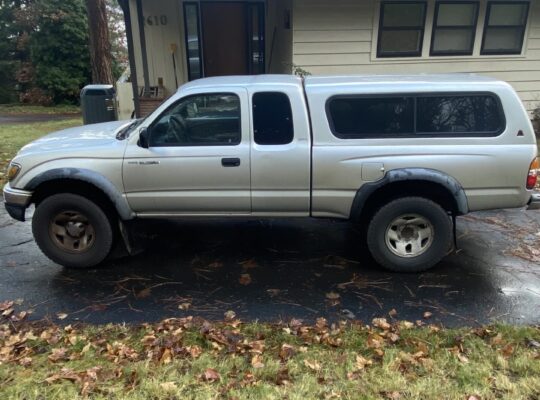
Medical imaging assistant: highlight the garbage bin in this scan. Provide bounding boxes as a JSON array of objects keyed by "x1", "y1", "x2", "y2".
[{"x1": 80, "y1": 84, "x2": 116, "y2": 125}]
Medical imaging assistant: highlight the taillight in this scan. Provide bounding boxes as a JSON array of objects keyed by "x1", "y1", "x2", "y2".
[{"x1": 527, "y1": 158, "x2": 540, "y2": 190}]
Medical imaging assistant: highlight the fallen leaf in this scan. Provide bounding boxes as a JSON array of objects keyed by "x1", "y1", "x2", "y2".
[
  {"x1": 240, "y1": 259, "x2": 258, "y2": 270},
  {"x1": 384, "y1": 391, "x2": 401, "y2": 399},
  {"x1": 372, "y1": 318, "x2": 391, "y2": 330},
  {"x1": 467, "y1": 396, "x2": 480, "y2": 400},
  {"x1": 266, "y1": 289, "x2": 281, "y2": 297},
  {"x1": 48, "y1": 348, "x2": 69, "y2": 363},
  {"x1": 208, "y1": 261, "x2": 223, "y2": 268},
  {"x1": 1, "y1": 308, "x2": 14, "y2": 317},
  {"x1": 251, "y1": 354, "x2": 264, "y2": 369},
  {"x1": 239, "y1": 273, "x2": 252, "y2": 285},
  {"x1": 388, "y1": 309, "x2": 398, "y2": 318},
  {"x1": 224, "y1": 310, "x2": 236, "y2": 320},
  {"x1": 19, "y1": 357, "x2": 32, "y2": 367},
  {"x1": 178, "y1": 303, "x2": 191, "y2": 311},
  {"x1": 401, "y1": 321, "x2": 414, "y2": 329},
  {"x1": 160, "y1": 382, "x2": 178, "y2": 391},
  {"x1": 325, "y1": 292, "x2": 340, "y2": 300},
  {"x1": 367, "y1": 333, "x2": 384, "y2": 349},
  {"x1": 187, "y1": 345, "x2": 202, "y2": 359},
  {"x1": 160, "y1": 348, "x2": 172, "y2": 364},
  {"x1": 491, "y1": 333, "x2": 504, "y2": 346},
  {"x1": 304, "y1": 359, "x2": 322, "y2": 371},
  {"x1": 423, "y1": 311, "x2": 433, "y2": 319},
  {"x1": 56, "y1": 313, "x2": 68, "y2": 320},
  {"x1": 355, "y1": 354, "x2": 372, "y2": 370},
  {"x1": 136, "y1": 287, "x2": 152, "y2": 299},
  {"x1": 388, "y1": 333, "x2": 400, "y2": 343},
  {"x1": 279, "y1": 344, "x2": 295, "y2": 361},
  {"x1": 201, "y1": 368, "x2": 220, "y2": 382},
  {"x1": 0, "y1": 301, "x2": 14, "y2": 313},
  {"x1": 457, "y1": 353, "x2": 469, "y2": 364},
  {"x1": 501, "y1": 344, "x2": 514, "y2": 358}
]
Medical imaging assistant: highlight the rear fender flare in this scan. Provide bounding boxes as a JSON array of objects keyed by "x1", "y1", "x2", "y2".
[{"x1": 351, "y1": 168, "x2": 469, "y2": 219}]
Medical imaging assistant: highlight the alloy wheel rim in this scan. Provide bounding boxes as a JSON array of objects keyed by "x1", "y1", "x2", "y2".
[
  {"x1": 49, "y1": 211, "x2": 95, "y2": 253},
  {"x1": 385, "y1": 214, "x2": 434, "y2": 258}
]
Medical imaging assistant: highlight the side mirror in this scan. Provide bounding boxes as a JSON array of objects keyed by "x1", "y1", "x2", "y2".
[{"x1": 138, "y1": 127, "x2": 150, "y2": 148}]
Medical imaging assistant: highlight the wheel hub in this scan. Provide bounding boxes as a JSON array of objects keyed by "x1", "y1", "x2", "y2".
[
  {"x1": 49, "y1": 211, "x2": 95, "y2": 253},
  {"x1": 385, "y1": 214, "x2": 434, "y2": 258}
]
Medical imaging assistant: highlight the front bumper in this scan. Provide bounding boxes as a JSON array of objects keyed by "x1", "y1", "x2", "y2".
[
  {"x1": 3, "y1": 184, "x2": 32, "y2": 221},
  {"x1": 528, "y1": 192, "x2": 540, "y2": 210}
]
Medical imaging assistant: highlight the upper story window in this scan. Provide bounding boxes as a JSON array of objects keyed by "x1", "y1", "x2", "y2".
[
  {"x1": 430, "y1": 2, "x2": 479, "y2": 56},
  {"x1": 252, "y1": 92, "x2": 294, "y2": 145},
  {"x1": 377, "y1": 1, "x2": 428, "y2": 57},
  {"x1": 149, "y1": 93, "x2": 241, "y2": 147},
  {"x1": 376, "y1": 1, "x2": 530, "y2": 59},
  {"x1": 481, "y1": 1, "x2": 530, "y2": 55}
]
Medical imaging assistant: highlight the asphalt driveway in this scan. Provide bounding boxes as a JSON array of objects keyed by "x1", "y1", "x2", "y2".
[{"x1": 1, "y1": 205, "x2": 539, "y2": 327}]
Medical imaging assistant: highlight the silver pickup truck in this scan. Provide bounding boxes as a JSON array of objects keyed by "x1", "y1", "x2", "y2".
[{"x1": 3, "y1": 74, "x2": 539, "y2": 272}]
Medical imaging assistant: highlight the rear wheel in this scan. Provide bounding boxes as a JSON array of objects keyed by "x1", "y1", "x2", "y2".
[
  {"x1": 32, "y1": 193, "x2": 113, "y2": 269},
  {"x1": 366, "y1": 197, "x2": 452, "y2": 272}
]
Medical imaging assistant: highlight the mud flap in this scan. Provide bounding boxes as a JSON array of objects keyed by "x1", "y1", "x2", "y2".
[{"x1": 452, "y1": 214, "x2": 459, "y2": 251}]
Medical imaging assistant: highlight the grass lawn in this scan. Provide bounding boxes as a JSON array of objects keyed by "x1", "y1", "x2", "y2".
[
  {"x1": 0, "y1": 119, "x2": 82, "y2": 184},
  {"x1": 0, "y1": 104, "x2": 80, "y2": 115},
  {"x1": 0, "y1": 312, "x2": 538, "y2": 400}
]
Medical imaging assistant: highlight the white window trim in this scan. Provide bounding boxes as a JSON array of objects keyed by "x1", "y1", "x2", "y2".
[{"x1": 370, "y1": 0, "x2": 531, "y2": 63}]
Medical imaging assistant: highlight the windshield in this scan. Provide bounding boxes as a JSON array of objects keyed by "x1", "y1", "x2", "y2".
[{"x1": 116, "y1": 118, "x2": 145, "y2": 140}]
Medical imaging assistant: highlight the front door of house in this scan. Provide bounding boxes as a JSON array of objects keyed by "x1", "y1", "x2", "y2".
[{"x1": 183, "y1": 1, "x2": 265, "y2": 80}]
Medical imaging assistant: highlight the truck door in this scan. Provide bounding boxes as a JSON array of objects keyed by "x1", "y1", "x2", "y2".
[
  {"x1": 249, "y1": 88, "x2": 312, "y2": 216},
  {"x1": 123, "y1": 88, "x2": 251, "y2": 215}
]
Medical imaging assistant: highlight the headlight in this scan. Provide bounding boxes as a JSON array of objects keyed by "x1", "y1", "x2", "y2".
[{"x1": 6, "y1": 163, "x2": 21, "y2": 182}]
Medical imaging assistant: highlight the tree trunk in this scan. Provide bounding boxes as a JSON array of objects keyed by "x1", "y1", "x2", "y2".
[{"x1": 86, "y1": 0, "x2": 113, "y2": 85}]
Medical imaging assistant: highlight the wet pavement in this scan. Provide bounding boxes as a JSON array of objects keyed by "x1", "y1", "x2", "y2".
[{"x1": 0, "y1": 204, "x2": 539, "y2": 327}]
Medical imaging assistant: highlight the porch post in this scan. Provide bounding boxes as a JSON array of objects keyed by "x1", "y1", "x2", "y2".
[
  {"x1": 135, "y1": 0, "x2": 151, "y2": 96},
  {"x1": 118, "y1": 0, "x2": 141, "y2": 117}
]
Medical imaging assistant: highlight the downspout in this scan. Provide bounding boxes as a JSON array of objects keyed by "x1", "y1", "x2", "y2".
[
  {"x1": 135, "y1": 0, "x2": 151, "y2": 96},
  {"x1": 118, "y1": 0, "x2": 141, "y2": 118}
]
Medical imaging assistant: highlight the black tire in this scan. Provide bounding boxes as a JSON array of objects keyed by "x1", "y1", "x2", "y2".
[
  {"x1": 366, "y1": 197, "x2": 452, "y2": 272},
  {"x1": 32, "y1": 193, "x2": 114, "y2": 269}
]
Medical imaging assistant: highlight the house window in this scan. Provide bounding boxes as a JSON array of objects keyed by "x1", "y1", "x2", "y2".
[
  {"x1": 430, "y1": 2, "x2": 479, "y2": 56},
  {"x1": 377, "y1": 2, "x2": 428, "y2": 57},
  {"x1": 481, "y1": 1, "x2": 530, "y2": 55},
  {"x1": 183, "y1": 2, "x2": 203, "y2": 81}
]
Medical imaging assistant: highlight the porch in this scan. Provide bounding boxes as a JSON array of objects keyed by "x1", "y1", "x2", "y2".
[{"x1": 117, "y1": 0, "x2": 293, "y2": 118}]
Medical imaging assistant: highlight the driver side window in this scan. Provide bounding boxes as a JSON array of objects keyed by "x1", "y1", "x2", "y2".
[{"x1": 149, "y1": 93, "x2": 241, "y2": 146}]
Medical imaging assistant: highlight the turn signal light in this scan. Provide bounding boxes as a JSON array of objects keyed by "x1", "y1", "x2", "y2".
[
  {"x1": 527, "y1": 158, "x2": 540, "y2": 190},
  {"x1": 6, "y1": 163, "x2": 21, "y2": 182}
]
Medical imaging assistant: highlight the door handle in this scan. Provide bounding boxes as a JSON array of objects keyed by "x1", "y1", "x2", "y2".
[{"x1": 222, "y1": 158, "x2": 241, "y2": 167}]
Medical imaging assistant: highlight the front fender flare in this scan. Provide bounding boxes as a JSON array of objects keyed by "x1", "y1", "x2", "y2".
[
  {"x1": 351, "y1": 168, "x2": 469, "y2": 219},
  {"x1": 25, "y1": 168, "x2": 135, "y2": 220}
]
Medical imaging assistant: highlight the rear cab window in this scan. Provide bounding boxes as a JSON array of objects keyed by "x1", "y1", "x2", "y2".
[
  {"x1": 326, "y1": 93, "x2": 505, "y2": 138},
  {"x1": 252, "y1": 92, "x2": 294, "y2": 145}
]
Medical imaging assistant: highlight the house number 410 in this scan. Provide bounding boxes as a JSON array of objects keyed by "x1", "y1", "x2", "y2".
[{"x1": 145, "y1": 15, "x2": 168, "y2": 26}]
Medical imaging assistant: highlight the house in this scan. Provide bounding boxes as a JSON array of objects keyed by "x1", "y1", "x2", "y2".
[{"x1": 116, "y1": 0, "x2": 540, "y2": 119}]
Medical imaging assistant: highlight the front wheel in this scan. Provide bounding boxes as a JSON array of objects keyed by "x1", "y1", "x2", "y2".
[
  {"x1": 32, "y1": 193, "x2": 114, "y2": 269},
  {"x1": 366, "y1": 197, "x2": 452, "y2": 272}
]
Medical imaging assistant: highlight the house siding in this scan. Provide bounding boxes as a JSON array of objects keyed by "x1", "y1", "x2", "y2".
[{"x1": 293, "y1": 0, "x2": 540, "y2": 113}]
